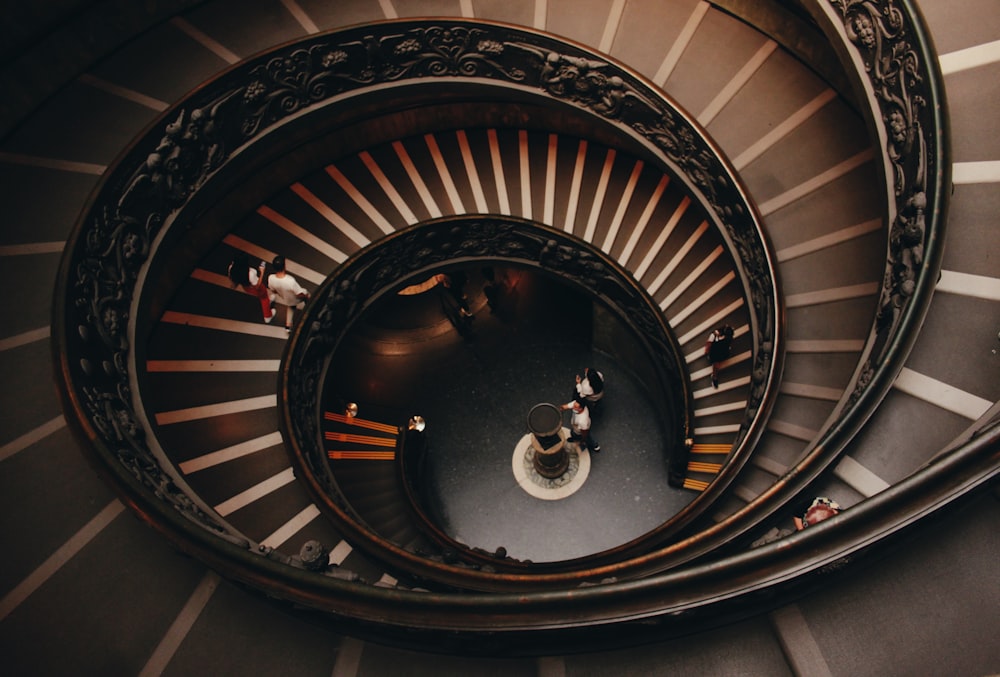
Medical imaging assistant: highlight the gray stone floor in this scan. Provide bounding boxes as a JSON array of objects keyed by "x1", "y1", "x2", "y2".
[{"x1": 418, "y1": 338, "x2": 696, "y2": 562}]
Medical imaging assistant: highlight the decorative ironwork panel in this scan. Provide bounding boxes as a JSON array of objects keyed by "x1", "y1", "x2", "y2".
[{"x1": 826, "y1": 0, "x2": 948, "y2": 404}]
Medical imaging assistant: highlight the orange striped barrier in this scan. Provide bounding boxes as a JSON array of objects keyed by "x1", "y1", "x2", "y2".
[
  {"x1": 323, "y1": 432, "x2": 397, "y2": 447},
  {"x1": 683, "y1": 478, "x2": 710, "y2": 491},
  {"x1": 324, "y1": 411, "x2": 399, "y2": 434},
  {"x1": 687, "y1": 461, "x2": 722, "y2": 474},
  {"x1": 327, "y1": 450, "x2": 396, "y2": 460},
  {"x1": 690, "y1": 443, "x2": 732, "y2": 454}
]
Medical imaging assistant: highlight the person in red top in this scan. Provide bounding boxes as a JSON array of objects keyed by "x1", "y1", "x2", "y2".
[
  {"x1": 228, "y1": 252, "x2": 275, "y2": 323},
  {"x1": 794, "y1": 496, "x2": 842, "y2": 530}
]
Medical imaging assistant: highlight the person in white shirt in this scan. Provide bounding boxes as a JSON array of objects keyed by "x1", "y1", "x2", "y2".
[
  {"x1": 267, "y1": 255, "x2": 310, "y2": 331},
  {"x1": 560, "y1": 397, "x2": 600, "y2": 453}
]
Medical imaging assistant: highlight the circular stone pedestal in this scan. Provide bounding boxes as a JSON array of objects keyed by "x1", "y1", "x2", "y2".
[
  {"x1": 527, "y1": 403, "x2": 568, "y2": 478},
  {"x1": 511, "y1": 429, "x2": 591, "y2": 500}
]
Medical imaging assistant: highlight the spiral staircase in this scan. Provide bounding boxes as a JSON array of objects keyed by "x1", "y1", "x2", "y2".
[{"x1": 1, "y1": 1, "x2": 998, "y2": 675}]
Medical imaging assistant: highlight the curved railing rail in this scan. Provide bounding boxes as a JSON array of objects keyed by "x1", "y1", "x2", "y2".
[
  {"x1": 284, "y1": 216, "x2": 691, "y2": 583},
  {"x1": 49, "y1": 1, "x2": 972, "y2": 644}
]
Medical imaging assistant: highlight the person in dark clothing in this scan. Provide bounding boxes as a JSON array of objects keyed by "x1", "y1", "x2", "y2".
[
  {"x1": 573, "y1": 367, "x2": 605, "y2": 414},
  {"x1": 704, "y1": 325, "x2": 734, "y2": 388}
]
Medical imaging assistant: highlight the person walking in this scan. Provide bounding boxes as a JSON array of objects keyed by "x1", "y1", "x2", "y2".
[
  {"x1": 560, "y1": 397, "x2": 600, "y2": 453},
  {"x1": 434, "y1": 272, "x2": 475, "y2": 339},
  {"x1": 227, "y1": 252, "x2": 275, "y2": 323},
  {"x1": 266, "y1": 255, "x2": 310, "y2": 331},
  {"x1": 704, "y1": 325, "x2": 734, "y2": 388}
]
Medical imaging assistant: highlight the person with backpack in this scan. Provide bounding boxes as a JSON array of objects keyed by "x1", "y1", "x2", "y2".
[{"x1": 704, "y1": 325, "x2": 734, "y2": 388}]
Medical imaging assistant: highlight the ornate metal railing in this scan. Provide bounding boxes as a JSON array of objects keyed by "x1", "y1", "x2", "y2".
[
  {"x1": 54, "y1": 17, "x2": 779, "y2": 585},
  {"x1": 826, "y1": 0, "x2": 948, "y2": 401},
  {"x1": 648, "y1": 0, "x2": 955, "y2": 564},
  {"x1": 49, "y1": 1, "x2": 979, "y2": 648}
]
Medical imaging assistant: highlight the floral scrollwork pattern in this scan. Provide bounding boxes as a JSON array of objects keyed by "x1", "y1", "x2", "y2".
[{"x1": 831, "y1": 0, "x2": 937, "y2": 368}]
